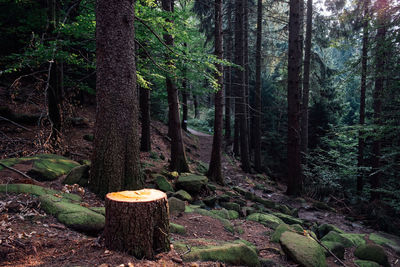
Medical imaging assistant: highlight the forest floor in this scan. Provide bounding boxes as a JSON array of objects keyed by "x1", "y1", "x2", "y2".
[{"x1": 0, "y1": 89, "x2": 400, "y2": 266}]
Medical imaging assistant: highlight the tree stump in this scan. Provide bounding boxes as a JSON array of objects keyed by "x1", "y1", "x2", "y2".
[{"x1": 104, "y1": 189, "x2": 170, "y2": 259}]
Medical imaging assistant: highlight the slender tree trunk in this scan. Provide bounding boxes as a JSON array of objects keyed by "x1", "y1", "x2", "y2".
[
  {"x1": 90, "y1": 0, "x2": 143, "y2": 198},
  {"x1": 371, "y1": 0, "x2": 387, "y2": 201},
  {"x1": 181, "y1": 85, "x2": 188, "y2": 132},
  {"x1": 357, "y1": 0, "x2": 369, "y2": 193},
  {"x1": 300, "y1": 0, "x2": 312, "y2": 164},
  {"x1": 254, "y1": 0, "x2": 262, "y2": 172},
  {"x1": 208, "y1": 0, "x2": 224, "y2": 185},
  {"x1": 162, "y1": 0, "x2": 189, "y2": 173},
  {"x1": 286, "y1": 0, "x2": 303, "y2": 196},
  {"x1": 243, "y1": 0, "x2": 251, "y2": 158},
  {"x1": 233, "y1": 2, "x2": 240, "y2": 158},
  {"x1": 234, "y1": 0, "x2": 251, "y2": 172},
  {"x1": 194, "y1": 94, "x2": 199, "y2": 119},
  {"x1": 140, "y1": 86, "x2": 151, "y2": 152},
  {"x1": 224, "y1": 3, "x2": 233, "y2": 143}
]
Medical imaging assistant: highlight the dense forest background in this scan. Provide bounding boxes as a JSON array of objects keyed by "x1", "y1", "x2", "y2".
[{"x1": 1, "y1": 0, "x2": 400, "y2": 236}]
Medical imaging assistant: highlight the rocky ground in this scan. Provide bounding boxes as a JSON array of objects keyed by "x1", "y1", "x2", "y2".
[{"x1": 1, "y1": 95, "x2": 400, "y2": 266}]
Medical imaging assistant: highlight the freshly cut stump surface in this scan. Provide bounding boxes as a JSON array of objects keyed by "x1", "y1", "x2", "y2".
[{"x1": 104, "y1": 189, "x2": 170, "y2": 259}]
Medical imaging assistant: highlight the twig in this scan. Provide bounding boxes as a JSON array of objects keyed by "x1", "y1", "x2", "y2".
[
  {"x1": 0, "y1": 162, "x2": 34, "y2": 180},
  {"x1": 179, "y1": 245, "x2": 191, "y2": 256},
  {"x1": 307, "y1": 231, "x2": 348, "y2": 267},
  {"x1": 0, "y1": 116, "x2": 32, "y2": 132}
]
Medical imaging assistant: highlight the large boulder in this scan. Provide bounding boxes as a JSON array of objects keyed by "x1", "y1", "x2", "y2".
[
  {"x1": 27, "y1": 154, "x2": 81, "y2": 181},
  {"x1": 63, "y1": 165, "x2": 90, "y2": 186},
  {"x1": 354, "y1": 244, "x2": 390, "y2": 267},
  {"x1": 173, "y1": 190, "x2": 192, "y2": 202},
  {"x1": 247, "y1": 213, "x2": 284, "y2": 229},
  {"x1": 280, "y1": 231, "x2": 327, "y2": 267},
  {"x1": 220, "y1": 202, "x2": 241, "y2": 212},
  {"x1": 175, "y1": 174, "x2": 208, "y2": 194},
  {"x1": 321, "y1": 231, "x2": 365, "y2": 248}
]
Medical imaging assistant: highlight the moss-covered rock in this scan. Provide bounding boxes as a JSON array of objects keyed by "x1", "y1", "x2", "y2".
[
  {"x1": 321, "y1": 241, "x2": 345, "y2": 260},
  {"x1": 228, "y1": 210, "x2": 239, "y2": 220},
  {"x1": 195, "y1": 161, "x2": 209, "y2": 175},
  {"x1": 63, "y1": 165, "x2": 89, "y2": 186},
  {"x1": 203, "y1": 196, "x2": 218, "y2": 207},
  {"x1": 271, "y1": 223, "x2": 303, "y2": 243},
  {"x1": 154, "y1": 174, "x2": 174, "y2": 192},
  {"x1": 272, "y1": 212, "x2": 303, "y2": 225},
  {"x1": 0, "y1": 184, "x2": 81, "y2": 201},
  {"x1": 189, "y1": 208, "x2": 234, "y2": 233},
  {"x1": 179, "y1": 242, "x2": 260, "y2": 267},
  {"x1": 369, "y1": 232, "x2": 400, "y2": 254},
  {"x1": 39, "y1": 194, "x2": 104, "y2": 234},
  {"x1": 354, "y1": 244, "x2": 390, "y2": 267},
  {"x1": 321, "y1": 231, "x2": 365, "y2": 248},
  {"x1": 247, "y1": 213, "x2": 284, "y2": 229},
  {"x1": 220, "y1": 202, "x2": 241, "y2": 212},
  {"x1": 170, "y1": 223, "x2": 186, "y2": 234},
  {"x1": 354, "y1": 260, "x2": 380, "y2": 267},
  {"x1": 274, "y1": 204, "x2": 293, "y2": 216},
  {"x1": 0, "y1": 154, "x2": 80, "y2": 181},
  {"x1": 317, "y1": 224, "x2": 345, "y2": 239},
  {"x1": 173, "y1": 190, "x2": 192, "y2": 202},
  {"x1": 217, "y1": 194, "x2": 231, "y2": 203},
  {"x1": 176, "y1": 174, "x2": 208, "y2": 194},
  {"x1": 280, "y1": 231, "x2": 327, "y2": 267},
  {"x1": 168, "y1": 197, "x2": 185, "y2": 214},
  {"x1": 28, "y1": 154, "x2": 80, "y2": 181},
  {"x1": 89, "y1": 207, "x2": 105, "y2": 216}
]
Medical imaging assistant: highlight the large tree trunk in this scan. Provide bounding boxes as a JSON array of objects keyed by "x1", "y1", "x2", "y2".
[
  {"x1": 286, "y1": 0, "x2": 303, "y2": 196},
  {"x1": 104, "y1": 189, "x2": 170, "y2": 259},
  {"x1": 371, "y1": 0, "x2": 388, "y2": 201},
  {"x1": 357, "y1": 0, "x2": 369, "y2": 193},
  {"x1": 243, "y1": 0, "x2": 251, "y2": 158},
  {"x1": 254, "y1": 0, "x2": 262, "y2": 172},
  {"x1": 234, "y1": 0, "x2": 251, "y2": 172},
  {"x1": 90, "y1": 0, "x2": 143, "y2": 198},
  {"x1": 300, "y1": 0, "x2": 312, "y2": 164},
  {"x1": 208, "y1": 0, "x2": 224, "y2": 185},
  {"x1": 162, "y1": 0, "x2": 189, "y2": 173},
  {"x1": 140, "y1": 86, "x2": 151, "y2": 152},
  {"x1": 224, "y1": 2, "x2": 233, "y2": 143}
]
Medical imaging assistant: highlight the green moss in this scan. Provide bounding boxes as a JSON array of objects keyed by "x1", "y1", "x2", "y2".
[
  {"x1": 29, "y1": 155, "x2": 80, "y2": 181},
  {"x1": 0, "y1": 184, "x2": 81, "y2": 201},
  {"x1": 228, "y1": 210, "x2": 239, "y2": 220},
  {"x1": 154, "y1": 175, "x2": 174, "y2": 192},
  {"x1": 247, "y1": 213, "x2": 284, "y2": 229},
  {"x1": 280, "y1": 231, "x2": 327, "y2": 267},
  {"x1": 321, "y1": 231, "x2": 365, "y2": 248},
  {"x1": 369, "y1": 232, "x2": 400, "y2": 250},
  {"x1": 182, "y1": 243, "x2": 260, "y2": 267},
  {"x1": 354, "y1": 244, "x2": 390, "y2": 267},
  {"x1": 176, "y1": 174, "x2": 208, "y2": 193},
  {"x1": 170, "y1": 223, "x2": 186, "y2": 234},
  {"x1": 184, "y1": 205, "x2": 200, "y2": 213},
  {"x1": 89, "y1": 207, "x2": 105, "y2": 216},
  {"x1": 0, "y1": 158, "x2": 24, "y2": 170},
  {"x1": 272, "y1": 212, "x2": 303, "y2": 225},
  {"x1": 354, "y1": 260, "x2": 380, "y2": 267},
  {"x1": 220, "y1": 202, "x2": 241, "y2": 212},
  {"x1": 63, "y1": 165, "x2": 89, "y2": 186},
  {"x1": 57, "y1": 211, "x2": 105, "y2": 233},
  {"x1": 271, "y1": 223, "x2": 303, "y2": 243}
]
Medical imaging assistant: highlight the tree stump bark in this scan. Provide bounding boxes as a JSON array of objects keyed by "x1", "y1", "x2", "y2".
[{"x1": 104, "y1": 189, "x2": 170, "y2": 259}]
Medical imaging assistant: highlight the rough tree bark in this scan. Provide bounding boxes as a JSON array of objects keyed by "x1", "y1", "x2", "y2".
[
  {"x1": 193, "y1": 94, "x2": 200, "y2": 119},
  {"x1": 104, "y1": 189, "x2": 170, "y2": 259},
  {"x1": 90, "y1": 0, "x2": 143, "y2": 198},
  {"x1": 207, "y1": 0, "x2": 224, "y2": 185},
  {"x1": 234, "y1": 0, "x2": 251, "y2": 172},
  {"x1": 286, "y1": 0, "x2": 303, "y2": 196},
  {"x1": 162, "y1": 0, "x2": 189, "y2": 172},
  {"x1": 300, "y1": 0, "x2": 312, "y2": 163},
  {"x1": 140, "y1": 86, "x2": 151, "y2": 152},
  {"x1": 254, "y1": 0, "x2": 262, "y2": 172},
  {"x1": 371, "y1": 0, "x2": 388, "y2": 201},
  {"x1": 357, "y1": 0, "x2": 369, "y2": 193}
]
